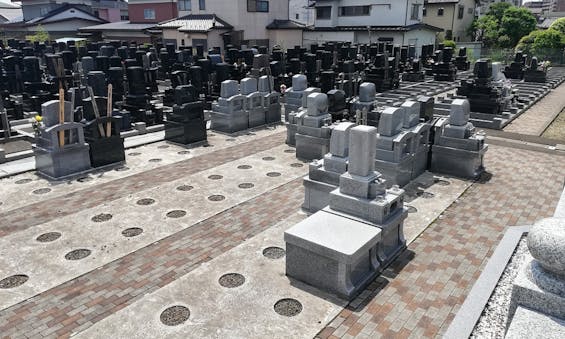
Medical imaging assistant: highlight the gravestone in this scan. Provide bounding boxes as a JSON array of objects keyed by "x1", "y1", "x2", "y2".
[
  {"x1": 164, "y1": 85, "x2": 207, "y2": 144},
  {"x1": 33, "y1": 100, "x2": 91, "y2": 179},
  {"x1": 294, "y1": 93, "x2": 333, "y2": 161},
  {"x1": 241, "y1": 77, "x2": 266, "y2": 128},
  {"x1": 258, "y1": 75, "x2": 281, "y2": 124},
  {"x1": 210, "y1": 80, "x2": 248, "y2": 133},
  {"x1": 284, "y1": 75, "x2": 308, "y2": 121},
  {"x1": 430, "y1": 99, "x2": 488, "y2": 179},
  {"x1": 524, "y1": 57, "x2": 547, "y2": 83}
]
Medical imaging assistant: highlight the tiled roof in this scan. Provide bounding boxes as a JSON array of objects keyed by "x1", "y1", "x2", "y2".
[
  {"x1": 311, "y1": 23, "x2": 443, "y2": 32},
  {"x1": 266, "y1": 19, "x2": 307, "y2": 30},
  {"x1": 158, "y1": 14, "x2": 232, "y2": 32},
  {"x1": 79, "y1": 21, "x2": 157, "y2": 31}
]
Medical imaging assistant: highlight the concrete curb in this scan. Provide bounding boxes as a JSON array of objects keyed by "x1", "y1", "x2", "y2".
[{"x1": 443, "y1": 225, "x2": 531, "y2": 339}]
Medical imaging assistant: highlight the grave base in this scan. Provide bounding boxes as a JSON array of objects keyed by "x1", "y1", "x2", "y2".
[
  {"x1": 88, "y1": 135, "x2": 125, "y2": 168},
  {"x1": 431, "y1": 144, "x2": 487, "y2": 179},
  {"x1": 33, "y1": 144, "x2": 91, "y2": 180},
  {"x1": 164, "y1": 120, "x2": 207, "y2": 145}
]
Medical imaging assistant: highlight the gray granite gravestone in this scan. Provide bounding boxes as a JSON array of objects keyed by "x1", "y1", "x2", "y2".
[
  {"x1": 294, "y1": 93, "x2": 333, "y2": 161},
  {"x1": 286, "y1": 85, "x2": 321, "y2": 146},
  {"x1": 258, "y1": 75, "x2": 281, "y2": 124},
  {"x1": 430, "y1": 99, "x2": 488, "y2": 179},
  {"x1": 303, "y1": 121, "x2": 356, "y2": 212},
  {"x1": 210, "y1": 80, "x2": 248, "y2": 134},
  {"x1": 349, "y1": 82, "x2": 378, "y2": 125},
  {"x1": 33, "y1": 100, "x2": 91, "y2": 180},
  {"x1": 241, "y1": 77, "x2": 266, "y2": 128},
  {"x1": 284, "y1": 74, "x2": 307, "y2": 121}
]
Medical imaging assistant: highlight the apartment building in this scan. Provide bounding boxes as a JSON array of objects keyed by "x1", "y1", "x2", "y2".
[{"x1": 423, "y1": 0, "x2": 479, "y2": 42}]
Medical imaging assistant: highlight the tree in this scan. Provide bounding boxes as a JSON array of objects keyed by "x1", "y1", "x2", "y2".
[
  {"x1": 549, "y1": 17, "x2": 565, "y2": 35},
  {"x1": 516, "y1": 30, "x2": 565, "y2": 56},
  {"x1": 500, "y1": 7, "x2": 537, "y2": 47},
  {"x1": 27, "y1": 25, "x2": 50, "y2": 43},
  {"x1": 442, "y1": 40, "x2": 456, "y2": 48},
  {"x1": 486, "y1": 2, "x2": 512, "y2": 23}
]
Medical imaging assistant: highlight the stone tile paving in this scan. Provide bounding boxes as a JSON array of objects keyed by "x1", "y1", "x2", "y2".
[
  {"x1": 504, "y1": 81, "x2": 565, "y2": 136},
  {"x1": 0, "y1": 178, "x2": 305, "y2": 339},
  {"x1": 315, "y1": 145, "x2": 565, "y2": 338},
  {"x1": 0, "y1": 130, "x2": 286, "y2": 238}
]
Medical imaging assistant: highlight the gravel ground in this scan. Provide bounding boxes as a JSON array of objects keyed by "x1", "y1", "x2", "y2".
[
  {"x1": 542, "y1": 108, "x2": 565, "y2": 142},
  {"x1": 471, "y1": 238, "x2": 528, "y2": 339}
]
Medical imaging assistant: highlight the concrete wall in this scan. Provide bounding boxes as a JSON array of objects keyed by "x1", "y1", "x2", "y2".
[
  {"x1": 128, "y1": 1, "x2": 177, "y2": 23},
  {"x1": 268, "y1": 29, "x2": 303, "y2": 50},
  {"x1": 162, "y1": 27, "x2": 228, "y2": 50},
  {"x1": 178, "y1": 0, "x2": 289, "y2": 41},
  {"x1": 98, "y1": 8, "x2": 122, "y2": 22},
  {"x1": 303, "y1": 30, "x2": 355, "y2": 46},
  {"x1": 289, "y1": 0, "x2": 314, "y2": 26},
  {"x1": 423, "y1": 0, "x2": 475, "y2": 42},
  {"x1": 314, "y1": 0, "x2": 423, "y2": 28}
]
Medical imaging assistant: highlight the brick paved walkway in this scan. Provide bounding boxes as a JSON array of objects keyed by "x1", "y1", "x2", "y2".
[
  {"x1": 504, "y1": 81, "x2": 565, "y2": 135},
  {"x1": 316, "y1": 145, "x2": 565, "y2": 338},
  {"x1": 0, "y1": 131, "x2": 286, "y2": 238},
  {"x1": 0, "y1": 177, "x2": 305, "y2": 338}
]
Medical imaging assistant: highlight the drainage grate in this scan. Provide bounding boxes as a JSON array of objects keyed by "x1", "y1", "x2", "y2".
[
  {"x1": 166, "y1": 210, "x2": 186, "y2": 218},
  {"x1": 157, "y1": 145, "x2": 170, "y2": 149},
  {"x1": 33, "y1": 188, "x2": 51, "y2": 195},
  {"x1": 149, "y1": 158, "x2": 162, "y2": 163},
  {"x1": 36, "y1": 232, "x2": 62, "y2": 242},
  {"x1": 284, "y1": 149, "x2": 295, "y2": 153},
  {"x1": 178, "y1": 150, "x2": 190, "y2": 155},
  {"x1": 262, "y1": 156, "x2": 275, "y2": 161},
  {"x1": 238, "y1": 183, "x2": 254, "y2": 189},
  {"x1": 266, "y1": 172, "x2": 281, "y2": 177},
  {"x1": 237, "y1": 165, "x2": 252, "y2": 169},
  {"x1": 0, "y1": 274, "x2": 29, "y2": 289},
  {"x1": 218, "y1": 273, "x2": 245, "y2": 288},
  {"x1": 422, "y1": 192, "x2": 435, "y2": 199},
  {"x1": 91, "y1": 213, "x2": 112, "y2": 222},
  {"x1": 128, "y1": 152, "x2": 141, "y2": 156},
  {"x1": 15, "y1": 179, "x2": 33, "y2": 184},
  {"x1": 274, "y1": 298, "x2": 302, "y2": 317},
  {"x1": 263, "y1": 247, "x2": 286, "y2": 259},
  {"x1": 77, "y1": 176, "x2": 93, "y2": 183},
  {"x1": 115, "y1": 166, "x2": 130, "y2": 172},
  {"x1": 176, "y1": 185, "x2": 193, "y2": 192},
  {"x1": 225, "y1": 138, "x2": 236, "y2": 142},
  {"x1": 435, "y1": 179, "x2": 450, "y2": 186},
  {"x1": 208, "y1": 195, "x2": 225, "y2": 202},
  {"x1": 160, "y1": 306, "x2": 190, "y2": 326},
  {"x1": 406, "y1": 205, "x2": 418, "y2": 213},
  {"x1": 122, "y1": 228, "x2": 143, "y2": 237},
  {"x1": 290, "y1": 163, "x2": 304, "y2": 168},
  {"x1": 208, "y1": 175, "x2": 223, "y2": 180},
  {"x1": 136, "y1": 198, "x2": 155, "y2": 206},
  {"x1": 65, "y1": 249, "x2": 91, "y2": 260}
]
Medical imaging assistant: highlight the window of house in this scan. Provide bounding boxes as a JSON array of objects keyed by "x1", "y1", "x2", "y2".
[
  {"x1": 144, "y1": 8, "x2": 155, "y2": 19},
  {"x1": 178, "y1": 0, "x2": 191, "y2": 11},
  {"x1": 458, "y1": 6, "x2": 464, "y2": 19},
  {"x1": 199, "y1": 0, "x2": 205, "y2": 10},
  {"x1": 120, "y1": 15, "x2": 129, "y2": 20},
  {"x1": 248, "y1": 0, "x2": 269, "y2": 12},
  {"x1": 40, "y1": 7, "x2": 49, "y2": 15},
  {"x1": 296, "y1": 13, "x2": 299, "y2": 19},
  {"x1": 411, "y1": 4, "x2": 420, "y2": 20},
  {"x1": 181, "y1": 39, "x2": 185, "y2": 46},
  {"x1": 438, "y1": 8, "x2": 444, "y2": 16},
  {"x1": 423, "y1": 7, "x2": 427, "y2": 16},
  {"x1": 338, "y1": 6, "x2": 371, "y2": 16},
  {"x1": 468, "y1": 7, "x2": 473, "y2": 14},
  {"x1": 316, "y1": 6, "x2": 331, "y2": 19}
]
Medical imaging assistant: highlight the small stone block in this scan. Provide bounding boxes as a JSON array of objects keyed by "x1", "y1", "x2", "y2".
[
  {"x1": 330, "y1": 122, "x2": 356, "y2": 157},
  {"x1": 449, "y1": 99, "x2": 471, "y2": 126}
]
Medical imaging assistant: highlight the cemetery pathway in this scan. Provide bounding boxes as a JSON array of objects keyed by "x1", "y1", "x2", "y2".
[
  {"x1": 316, "y1": 144, "x2": 565, "y2": 338},
  {"x1": 504, "y1": 80, "x2": 565, "y2": 136}
]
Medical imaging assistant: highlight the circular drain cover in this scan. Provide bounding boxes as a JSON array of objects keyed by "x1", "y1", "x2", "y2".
[
  {"x1": 149, "y1": 158, "x2": 162, "y2": 163},
  {"x1": 422, "y1": 192, "x2": 435, "y2": 199},
  {"x1": 33, "y1": 188, "x2": 51, "y2": 195},
  {"x1": 36, "y1": 232, "x2": 62, "y2": 242},
  {"x1": 16, "y1": 179, "x2": 32, "y2": 184},
  {"x1": 237, "y1": 165, "x2": 252, "y2": 169},
  {"x1": 178, "y1": 150, "x2": 190, "y2": 155},
  {"x1": 0, "y1": 274, "x2": 29, "y2": 289},
  {"x1": 203, "y1": 144, "x2": 213, "y2": 147},
  {"x1": 115, "y1": 166, "x2": 129, "y2": 172},
  {"x1": 77, "y1": 176, "x2": 93, "y2": 183},
  {"x1": 290, "y1": 163, "x2": 304, "y2": 168},
  {"x1": 238, "y1": 183, "x2": 254, "y2": 189},
  {"x1": 122, "y1": 228, "x2": 143, "y2": 237},
  {"x1": 218, "y1": 273, "x2": 245, "y2": 288},
  {"x1": 406, "y1": 205, "x2": 417, "y2": 213},
  {"x1": 274, "y1": 298, "x2": 302, "y2": 317},
  {"x1": 284, "y1": 149, "x2": 295, "y2": 153},
  {"x1": 225, "y1": 138, "x2": 236, "y2": 142},
  {"x1": 92, "y1": 213, "x2": 112, "y2": 222},
  {"x1": 208, "y1": 195, "x2": 225, "y2": 202},
  {"x1": 263, "y1": 247, "x2": 285, "y2": 259},
  {"x1": 266, "y1": 172, "x2": 281, "y2": 177},
  {"x1": 176, "y1": 185, "x2": 193, "y2": 192},
  {"x1": 160, "y1": 306, "x2": 190, "y2": 326},
  {"x1": 167, "y1": 210, "x2": 186, "y2": 218},
  {"x1": 157, "y1": 145, "x2": 170, "y2": 149},
  {"x1": 128, "y1": 152, "x2": 141, "y2": 156},
  {"x1": 208, "y1": 175, "x2": 223, "y2": 180},
  {"x1": 435, "y1": 179, "x2": 450, "y2": 186},
  {"x1": 137, "y1": 198, "x2": 155, "y2": 206},
  {"x1": 65, "y1": 249, "x2": 91, "y2": 260},
  {"x1": 262, "y1": 156, "x2": 275, "y2": 161}
]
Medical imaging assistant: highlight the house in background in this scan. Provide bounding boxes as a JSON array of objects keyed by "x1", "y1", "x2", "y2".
[
  {"x1": 304, "y1": 0, "x2": 441, "y2": 56},
  {"x1": 15, "y1": 0, "x2": 126, "y2": 23},
  {"x1": 423, "y1": 0, "x2": 479, "y2": 42},
  {"x1": 0, "y1": 0, "x2": 23, "y2": 23},
  {"x1": 158, "y1": 14, "x2": 233, "y2": 50},
  {"x1": 289, "y1": 0, "x2": 315, "y2": 26}
]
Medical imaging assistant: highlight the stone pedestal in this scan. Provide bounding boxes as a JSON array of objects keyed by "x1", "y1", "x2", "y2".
[
  {"x1": 284, "y1": 75, "x2": 307, "y2": 121},
  {"x1": 165, "y1": 85, "x2": 207, "y2": 145},
  {"x1": 84, "y1": 116, "x2": 125, "y2": 168},
  {"x1": 430, "y1": 99, "x2": 488, "y2": 179},
  {"x1": 210, "y1": 80, "x2": 248, "y2": 134},
  {"x1": 258, "y1": 76, "x2": 281, "y2": 124},
  {"x1": 241, "y1": 77, "x2": 266, "y2": 128}
]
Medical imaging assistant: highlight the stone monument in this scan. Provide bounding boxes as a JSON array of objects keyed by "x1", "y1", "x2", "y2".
[
  {"x1": 164, "y1": 85, "x2": 207, "y2": 145},
  {"x1": 210, "y1": 80, "x2": 248, "y2": 134},
  {"x1": 294, "y1": 93, "x2": 333, "y2": 161}
]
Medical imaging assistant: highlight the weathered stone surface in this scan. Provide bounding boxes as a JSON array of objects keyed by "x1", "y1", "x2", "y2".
[{"x1": 528, "y1": 217, "x2": 565, "y2": 276}]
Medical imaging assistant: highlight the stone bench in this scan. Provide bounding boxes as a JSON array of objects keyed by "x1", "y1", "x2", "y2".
[{"x1": 284, "y1": 210, "x2": 382, "y2": 300}]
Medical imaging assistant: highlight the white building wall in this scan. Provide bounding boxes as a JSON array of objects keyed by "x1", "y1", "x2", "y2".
[
  {"x1": 289, "y1": 0, "x2": 314, "y2": 26},
  {"x1": 302, "y1": 30, "x2": 355, "y2": 46},
  {"x1": 268, "y1": 29, "x2": 303, "y2": 50}
]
